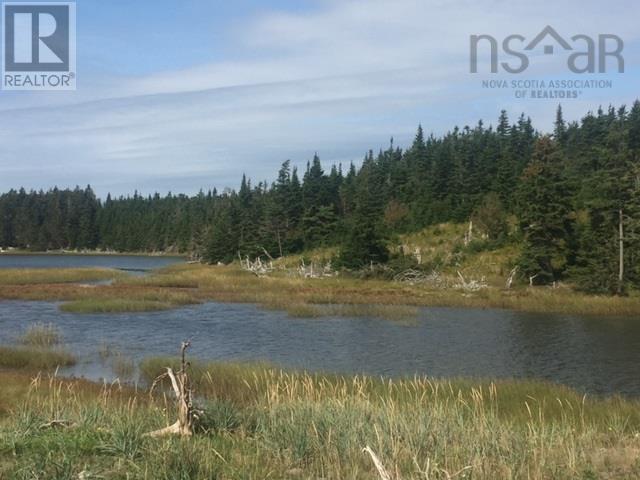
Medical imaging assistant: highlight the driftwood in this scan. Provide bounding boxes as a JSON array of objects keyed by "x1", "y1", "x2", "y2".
[
  {"x1": 39, "y1": 419, "x2": 77, "y2": 430},
  {"x1": 145, "y1": 341, "x2": 198, "y2": 437}
]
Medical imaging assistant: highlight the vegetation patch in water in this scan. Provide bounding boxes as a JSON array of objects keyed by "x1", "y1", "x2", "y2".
[
  {"x1": 59, "y1": 290, "x2": 198, "y2": 313},
  {"x1": 0, "y1": 346, "x2": 75, "y2": 370},
  {"x1": 19, "y1": 322, "x2": 62, "y2": 348},
  {"x1": 0, "y1": 267, "x2": 124, "y2": 285}
]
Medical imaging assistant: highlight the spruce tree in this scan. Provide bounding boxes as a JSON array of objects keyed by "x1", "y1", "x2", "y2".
[{"x1": 517, "y1": 137, "x2": 573, "y2": 284}]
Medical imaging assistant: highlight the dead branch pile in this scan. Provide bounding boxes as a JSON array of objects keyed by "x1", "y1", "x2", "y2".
[
  {"x1": 296, "y1": 259, "x2": 337, "y2": 279},
  {"x1": 454, "y1": 271, "x2": 488, "y2": 292},
  {"x1": 393, "y1": 269, "x2": 443, "y2": 287},
  {"x1": 240, "y1": 255, "x2": 274, "y2": 277}
]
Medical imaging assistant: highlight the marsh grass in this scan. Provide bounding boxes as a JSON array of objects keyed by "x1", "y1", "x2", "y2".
[
  {"x1": 0, "y1": 346, "x2": 75, "y2": 370},
  {"x1": 0, "y1": 267, "x2": 124, "y2": 285},
  {"x1": 61, "y1": 298, "x2": 175, "y2": 313},
  {"x1": 2, "y1": 226, "x2": 640, "y2": 317},
  {"x1": 1, "y1": 365, "x2": 640, "y2": 479},
  {"x1": 19, "y1": 322, "x2": 62, "y2": 347},
  {"x1": 263, "y1": 300, "x2": 419, "y2": 322},
  {"x1": 59, "y1": 289, "x2": 197, "y2": 313}
]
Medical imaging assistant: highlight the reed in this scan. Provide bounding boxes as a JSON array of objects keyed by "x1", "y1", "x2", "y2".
[{"x1": 20, "y1": 322, "x2": 62, "y2": 347}]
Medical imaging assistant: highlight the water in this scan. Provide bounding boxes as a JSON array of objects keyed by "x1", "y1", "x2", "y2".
[
  {"x1": 1, "y1": 300, "x2": 639, "y2": 396},
  {"x1": 0, "y1": 254, "x2": 184, "y2": 274}
]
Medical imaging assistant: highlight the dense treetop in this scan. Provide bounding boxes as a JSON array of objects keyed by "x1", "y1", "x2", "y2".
[{"x1": 1, "y1": 101, "x2": 639, "y2": 293}]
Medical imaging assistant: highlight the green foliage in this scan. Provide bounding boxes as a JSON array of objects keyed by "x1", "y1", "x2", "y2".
[
  {"x1": 2, "y1": 102, "x2": 640, "y2": 294},
  {"x1": 517, "y1": 137, "x2": 573, "y2": 284},
  {"x1": 471, "y1": 192, "x2": 508, "y2": 241}
]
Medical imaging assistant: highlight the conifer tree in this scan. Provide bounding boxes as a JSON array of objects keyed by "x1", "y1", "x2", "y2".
[{"x1": 517, "y1": 137, "x2": 573, "y2": 284}]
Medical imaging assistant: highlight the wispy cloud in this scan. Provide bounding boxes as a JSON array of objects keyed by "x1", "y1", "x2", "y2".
[{"x1": 0, "y1": 0, "x2": 638, "y2": 196}]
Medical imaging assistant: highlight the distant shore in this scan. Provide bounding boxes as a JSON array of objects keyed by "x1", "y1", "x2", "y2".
[{"x1": 0, "y1": 249, "x2": 187, "y2": 258}]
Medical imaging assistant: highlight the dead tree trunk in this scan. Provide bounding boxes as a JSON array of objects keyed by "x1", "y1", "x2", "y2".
[
  {"x1": 618, "y1": 208, "x2": 624, "y2": 295},
  {"x1": 146, "y1": 341, "x2": 196, "y2": 437},
  {"x1": 505, "y1": 266, "x2": 518, "y2": 289},
  {"x1": 276, "y1": 230, "x2": 283, "y2": 258}
]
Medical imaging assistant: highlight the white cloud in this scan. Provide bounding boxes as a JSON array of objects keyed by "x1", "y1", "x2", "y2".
[{"x1": 0, "y1": 0, "x2": 638, "y2": 196}]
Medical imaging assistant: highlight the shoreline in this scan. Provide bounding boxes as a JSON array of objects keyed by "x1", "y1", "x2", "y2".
[{"x1": 0, "y1": 249, "x2": 187, "y2": 257}]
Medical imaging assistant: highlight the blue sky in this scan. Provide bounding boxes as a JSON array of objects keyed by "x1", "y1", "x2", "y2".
[{"x1": 1, "y1": 0, "x2": 639, "y2": 197}]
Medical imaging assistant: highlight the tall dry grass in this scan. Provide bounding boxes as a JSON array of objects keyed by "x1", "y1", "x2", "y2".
[{"x1": 1, "y1": 364, "x2": 639, "y2": 479}]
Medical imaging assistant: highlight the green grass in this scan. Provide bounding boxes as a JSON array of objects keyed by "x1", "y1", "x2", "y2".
[
  {"x1": 262, "y1": 300, "x2": 419, "y2": 321},
  {"x1": 20, "y1": 322, "x2": 62, "y2": 347},
  {"x1": 59, "y1": 289, "x2": 198, "y2": 313},
  {"x1": 0, "y1": 267, "x2": 124, "y2": 285},
  {"x1": 1, "y1": 363, "x2": 640, "y2": 479},
  {"x1": 60, "y1": 298, "x2": 177, "y2": 313},
  {"x1": 0, "y1": 346, "x2": 76, "y2": 370}
]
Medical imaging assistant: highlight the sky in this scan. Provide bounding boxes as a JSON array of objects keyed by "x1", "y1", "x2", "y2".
[{"x1": 0, "y1": 0, "x2": 639, "y2": 197}]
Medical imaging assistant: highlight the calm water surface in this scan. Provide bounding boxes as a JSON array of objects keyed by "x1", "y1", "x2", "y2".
[
  {"x1": 1, "y1": 300, "x2": 639, "y2": 396},
  {"x1": 0, "y1": 254, "x2": 184, "y2": 273}
]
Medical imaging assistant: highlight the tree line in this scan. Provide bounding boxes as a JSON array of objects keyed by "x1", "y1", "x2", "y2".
[{"x1": 1, "y1": 102, "x2": 639, "y2": 293}]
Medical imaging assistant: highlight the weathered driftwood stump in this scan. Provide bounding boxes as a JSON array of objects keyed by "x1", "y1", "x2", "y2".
[{"x1": 145, "y1": 341, "x2": 197, "y2": 437}]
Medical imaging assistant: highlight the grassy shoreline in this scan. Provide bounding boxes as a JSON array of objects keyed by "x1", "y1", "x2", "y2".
[
  {"x1": 1, "y1": 363, "x2": 639, "y2": 478},
  {"x1": 1, "y1": 263, "x2": 640, "y2": 317},
  {"x1": 2, "y1": 222, "x2": 640, "y2": 317},
  {"x1": 0, "y1": 250, "x2": 186, "y2": 257}
]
